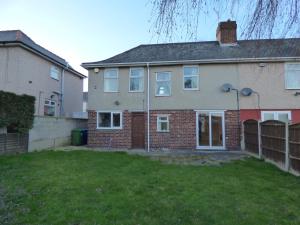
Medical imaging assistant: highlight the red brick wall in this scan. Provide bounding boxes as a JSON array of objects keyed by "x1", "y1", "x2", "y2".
[
  {"x1": 149, "y1": 110, "x2": 196, "y2": 150},
  {"x1": 225, "y1": 110, "x2": 240, "y2": 150},
  {"x1": 88, "y1": 110, "x2": 132, "y2": 149},
  {"x1": 88, "y1": 109, "x2": 241, "y2": 150}
]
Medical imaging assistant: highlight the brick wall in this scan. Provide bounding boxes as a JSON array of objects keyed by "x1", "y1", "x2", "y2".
[
  {"x1": 88, "y1": 110, "x2": 132, "y2": 149},
  {"x1": 225, "y1": 110, "x2": 241, "y2": 150},
  {"x1": 88, "y1": 109, "x2": 241, "y2": 150},
  {"x1": 149, "y1": 110, "x2": 196, "y2": 150}
]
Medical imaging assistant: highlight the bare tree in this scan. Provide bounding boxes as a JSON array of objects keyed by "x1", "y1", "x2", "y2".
[{"x1": 151, "y1": 0, "x2": 300, "y2": 40}]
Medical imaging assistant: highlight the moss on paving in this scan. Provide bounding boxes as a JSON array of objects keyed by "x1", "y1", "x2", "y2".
[{"x1": 0, "y1": 150, "x2": 300, "y2": 225}]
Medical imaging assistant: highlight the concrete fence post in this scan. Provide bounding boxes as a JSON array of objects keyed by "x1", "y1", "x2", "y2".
[
  {"x1": 258, "y1": 121, "x2": 262, "y2": 159},
  {"x1": 241, "y1": 121, "x2": 245, "y2": 151},
  {"x1": 285, "y1": 122, "x2": 290, "y2": 172}
]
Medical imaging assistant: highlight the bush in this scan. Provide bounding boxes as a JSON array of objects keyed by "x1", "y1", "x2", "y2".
[{"x1": 0, "y1": 91, "x2": 35, "y2": 133}]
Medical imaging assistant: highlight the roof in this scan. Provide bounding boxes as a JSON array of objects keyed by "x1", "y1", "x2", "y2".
[
  {"x1": 82, "y1": 38, "x2": 300, "y2": 68},
  {"x1": 0, "y1": 30, "x2": 86, "y2": 78}
]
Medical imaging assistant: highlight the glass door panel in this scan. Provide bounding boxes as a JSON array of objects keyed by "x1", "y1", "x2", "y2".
[
  {"x1": 211, "y1": 113, "x2": 223, "y2": 147},
  {"x1": 198, "y1": 113, "x2": 209, "y2": 147}
]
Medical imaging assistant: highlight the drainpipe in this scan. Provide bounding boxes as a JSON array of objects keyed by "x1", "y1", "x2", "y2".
[
  {"x1": 147, "y1": 63, "x2": 150, "y2": 152},
  {"x1": 60, "y1": 63, "x2": 69, "y2": 116}
]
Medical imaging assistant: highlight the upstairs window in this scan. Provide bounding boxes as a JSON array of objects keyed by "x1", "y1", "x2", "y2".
[
  {"x1": 129, "y1": 68, "x2": 144, "y2": 92},
  {"x1": 157, "y1": 115, "x2": 169, "y2": 132},
  {"x1": 97, "y1": 111, "x2": 122, "y2": 129},
  {"x1": 285, "y1": 63, "x2": 300, "y2": 89},
  {"x1": 156, "y1": 72, "x2": 171, "y2": 96},
  {"x1": 50, "y1": 66, "x2": 60, "y2": 80},
  {"x1": 183, "y1": 66, "x2": 199, "y2": 90},
  {"x1": 44, "y1": 100, "x2": 55, "y2": 116},
  {"x1": 104, "y1": 69, "x2": 118, "y2": 92}
]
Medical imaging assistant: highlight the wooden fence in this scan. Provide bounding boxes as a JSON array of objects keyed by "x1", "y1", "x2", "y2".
[
  {"x1": 0, "y1": 133, "x2": 28, "y2": 154},
  {"x1": 243, "y1": 119, "x2": 300, "y2": 176}
]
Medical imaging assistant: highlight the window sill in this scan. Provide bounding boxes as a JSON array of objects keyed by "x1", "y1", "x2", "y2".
[
  {"x1": 50, "y1": 77, "x2": 59, "y2": 81},
  {"x1": 157, "y1": 130, "x2": 169, "y2": 133},
  {"x1": 96, "y1": 127, "x2": 122, "y2": 130},
  {"x1": 183, "y1": 88, "x2": 199, "y2": 91},
  {"x1": 129, "y1": 90, "x2": 144, "y2": 93}
]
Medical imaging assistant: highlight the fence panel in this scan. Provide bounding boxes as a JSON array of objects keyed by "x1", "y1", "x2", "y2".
[
  {"x1": 289, "y1": 123, "x2": 300, "y2": 174},
  {"x1": 244, "y1": 119, "x2": 259, "y2": 155},
  {"x1": 0, "y1": 133, "x2": 28, "y2": 154},
  {"x1": 261, "y1": 120, "x2": 286, "y2": 165}
]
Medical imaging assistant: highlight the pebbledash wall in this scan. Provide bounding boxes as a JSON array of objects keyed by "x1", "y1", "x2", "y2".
[{"x1": 88, "y1": 110, "x2": 240, "y2": 150}]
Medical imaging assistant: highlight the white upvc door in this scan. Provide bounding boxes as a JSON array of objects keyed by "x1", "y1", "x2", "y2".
[{"x1": 196, "y1": 110, "x2": 225, "y2": 150}]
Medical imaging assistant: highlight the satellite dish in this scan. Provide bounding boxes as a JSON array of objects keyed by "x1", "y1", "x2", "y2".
[
  {"x1": 221, "y1": 83, "x2": 233, "y2": 92},
  {"x1": 240, "y1": 88, "x2": 253, "y2": 96}
]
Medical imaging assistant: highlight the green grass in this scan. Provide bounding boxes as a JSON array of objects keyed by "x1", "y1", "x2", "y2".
[{"x1": 0, "y1": 151, "x2": 300, "y2": 225}]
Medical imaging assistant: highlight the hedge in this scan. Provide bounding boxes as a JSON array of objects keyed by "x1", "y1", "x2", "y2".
[{"x1": 0, "y1": 91, "x2": 35, "y2": 133}]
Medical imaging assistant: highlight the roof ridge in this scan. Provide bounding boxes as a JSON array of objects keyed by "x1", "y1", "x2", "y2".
[{"x1": 139, "y1": 37, "x2": 300, "y2": 47}]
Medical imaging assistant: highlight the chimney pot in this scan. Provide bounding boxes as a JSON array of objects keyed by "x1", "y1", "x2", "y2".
[{"x1": 216, "y1": 20, "x2": 237, "y2": 45}]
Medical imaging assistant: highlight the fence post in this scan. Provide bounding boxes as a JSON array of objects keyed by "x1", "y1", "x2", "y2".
[
  {"x1": 285, "y1": 122, "x2": 290, "y2": 172},
  {"x1": 241, "y1": 121, "x2": 245, "y2": 151},
  {"x1": 258, "y1": 121, "x2": 262, "y2": 159}
]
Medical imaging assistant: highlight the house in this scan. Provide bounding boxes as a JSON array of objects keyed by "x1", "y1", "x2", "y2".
[
  {"x1": 82, "y1": 20, "x2": 300, "y2": 151},
  {"x1": 0, "y1": 30, "x2": 86, "y2": 117}
]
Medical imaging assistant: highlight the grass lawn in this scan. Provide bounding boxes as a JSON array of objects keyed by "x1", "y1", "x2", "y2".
[{"x1": 0, "y1": 151, "x2": 300, "y2": 225}]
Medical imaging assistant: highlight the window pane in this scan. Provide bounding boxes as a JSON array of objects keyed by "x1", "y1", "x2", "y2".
[
  {"x1": 184, "y1": 76, "x2": 198, "y2": 89},
  {"x1": 156, "y1": 81, "x2": 170, "y2": 96},
  {"x1": 50, "y1": 66, "x2": 59, "y2": 80},
  {"x1": 130, "y1": 77, "x2": 143, "y2": 91},
  {"x1": 264, "y1": 113, "x2": 274, "y2": 121},
  {"x1": 157, "y1": 72, "x2": 170, "y2": 81},
  {"x1": 113, "y1": 113, "x2": 121, "y2": 127},
  {"x1": 131, "y1": 68, "x2": 143, "y2": 77},
  {"x1": 99, "y1": 113, "x2": 111, "y2": 127},
  {"x1": 184, "y1": 67, "x2": 198, "y2": 76},
  {"x1": 44, "y1": 105, "x2": 55, "y2": 116},
  {"x1": 159, "y1": 116, "x2": 168, "y2": 121},
  {"x1": 160, "y1": 122, "x2": 168, "y2": 131},
  {"x1": 286, "y1": 70, "x2": 300, "y2": 89},
  {"x1": 104, "y1": 79, "x2": 118, "y2": 92},
  {"x1": 104, "y1": 69, "x2": 118, "y2": 78},
  {"x1": 278, "y1": 113, "x2": 289, "y2": 123}
]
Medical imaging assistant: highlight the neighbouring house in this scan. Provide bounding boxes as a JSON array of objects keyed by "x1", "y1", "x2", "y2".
[
  {"x1": 82, "y1": 20, "x2": 300, "y2": 151},
  {"x1": 0, "y1": 30, "x2": 86, "y2": 118}
]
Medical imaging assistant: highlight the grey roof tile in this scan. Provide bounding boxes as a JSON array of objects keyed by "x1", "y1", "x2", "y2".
[{"x1": 84, "y1": 39, "x2": 300, "y2": 65}]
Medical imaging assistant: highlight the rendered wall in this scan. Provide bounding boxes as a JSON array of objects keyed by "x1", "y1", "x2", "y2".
[{"x1": 28, "y1": 116, "x2": 87, "y2": 151}]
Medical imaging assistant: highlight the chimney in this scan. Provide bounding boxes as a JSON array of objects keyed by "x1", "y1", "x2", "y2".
[{"x1": 216, "y1": 20, "x2": 237, "y2": 45}]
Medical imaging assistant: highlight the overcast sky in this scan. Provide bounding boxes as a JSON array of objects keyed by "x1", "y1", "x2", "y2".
[{"x1": 0, "y1": 0, "x2": 235, "y2": 91}]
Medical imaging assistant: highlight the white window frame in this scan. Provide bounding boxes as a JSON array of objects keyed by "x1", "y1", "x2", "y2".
[
  {"x1": 44, "y1": 99, "x2": 56, "y2": 116},
  {"x1": 261, "y1": 111, "x2": 291, "y2": 122},
  {"x1": 129, "y1": 67, "x2": 144, "y2": 92},
  {"x1": 285, "y1": 63, "x2": 300, "y2": 90},
  {"x1": 157, "y1": 115, "x2": 170, "y2": 132},
  {"x1": 183, "y1": 65, "x2": 199, "y2": 90},
  {"x1": 104, "y1": 68, "x2": 119, "y2": 92},
  {"x1": 96, "y1": 111, "x2": 122, "y2": 129},
  {"x1": 50, "y1": 65, "x2": 60, "y2": 80},
  {"x1": 155, "y1": 71, "x2": 172, "y2": 96}
]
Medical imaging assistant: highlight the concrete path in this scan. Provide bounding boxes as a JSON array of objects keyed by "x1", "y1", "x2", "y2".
[{"x1": 54, "y1": 146, "x2": 249, "y2": 166}]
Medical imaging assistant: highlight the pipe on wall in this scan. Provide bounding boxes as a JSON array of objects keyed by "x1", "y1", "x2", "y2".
[{"x1": 147, "y1": 63, "x2": 150, "y2": 152}]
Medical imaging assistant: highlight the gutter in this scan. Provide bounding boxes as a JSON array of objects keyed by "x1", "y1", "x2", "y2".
[
  {"x1": 60, "y1": 63, "x2": 69, "y2": 116},
  {"x1": 81, "y1": 56, "x2": 300, "y2": 69}
]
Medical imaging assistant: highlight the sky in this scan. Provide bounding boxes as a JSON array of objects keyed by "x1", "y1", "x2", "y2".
[{"x1": 0, "y1": 0, "x2": 234, "y2": 91}]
